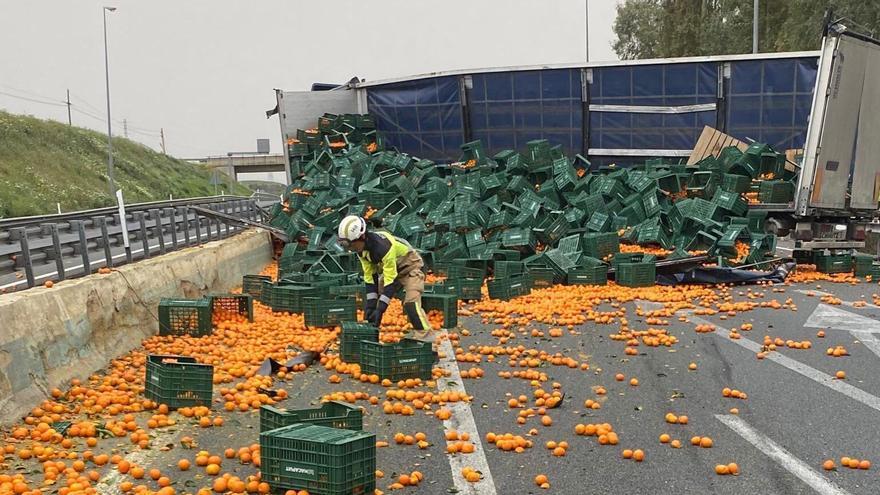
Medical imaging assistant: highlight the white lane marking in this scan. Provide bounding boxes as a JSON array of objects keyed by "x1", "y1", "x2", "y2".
[
  {"x1": 853, "y1": 332, "x2": 880, "y2": 360},
  {"x1": 1, "y1": 230, "x2": 221, "y2": 290},
  {"x1": 637, "y1": 301, "x2": 665, "y2": 312},
  {"x1": 795, "y1": 289, "x2": 880, "y2": 310},
  {"x1": 801, "y1": 302, "x2": 880, "y2": 359},
  {"x1": 802, "y1": 303, "x2": 880, "y2": 334},
  {"x1": 715, "y1": 415, "x2": 852, "y2": 495},
  {"x1": 690, "y1": 316, "x2": 880, "y2": 413},
  {"x1": 436, "y1": 330, "x2": 497, "y2": 495}
]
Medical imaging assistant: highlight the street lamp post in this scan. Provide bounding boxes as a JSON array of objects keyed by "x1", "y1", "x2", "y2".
[
  {"x1": 753, "y1": 0, "x2": 759, "y2": 53},
  {"x1": 103, "y1": 6, "x2": 117, "y2": 199},
  {"x1": 585, "y1": 0, "x2": 589, "y2": 62}
]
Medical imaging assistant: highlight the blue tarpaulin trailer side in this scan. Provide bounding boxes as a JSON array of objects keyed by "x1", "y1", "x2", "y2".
[{"x1": 356, "y1": 51, "x2": 819, "y2": 164}]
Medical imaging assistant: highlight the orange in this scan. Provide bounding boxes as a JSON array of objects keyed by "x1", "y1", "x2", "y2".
[
  {"x1": 622, "y1": 449, "x2": 633, "y2": 459},
  {"x1": 534, "y1": 474, "x2": 548, "y2": 486},
  {"x1": 177, "y1": 459, "x2": 190, "y2": 471},
  {"x1": 212, "y1": 478, "x2": 228, "y2": 493}
]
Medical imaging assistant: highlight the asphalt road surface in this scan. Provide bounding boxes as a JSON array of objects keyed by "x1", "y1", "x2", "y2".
[{"x1": 76, "y1": 276, "x2": 880, "y2": 495}]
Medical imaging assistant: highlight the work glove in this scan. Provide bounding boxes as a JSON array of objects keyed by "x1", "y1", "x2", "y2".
[
  {"x1": 364, "y1": 281, "x2": 379, "y2": 323},
  {"x1": 369, "y1": 301, "x2": 388, "y2": 327}
]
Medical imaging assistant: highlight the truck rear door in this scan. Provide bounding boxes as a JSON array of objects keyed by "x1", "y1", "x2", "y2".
[{"x1": 797, "y1": 26, "x2": 880, "y2": 215}]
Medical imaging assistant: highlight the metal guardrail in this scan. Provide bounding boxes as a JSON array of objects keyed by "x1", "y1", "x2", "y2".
[
  {"x1": 0, "y1": 195, "x2": 253, "y2": 229},
  {"x1": 0, "y1": 195, "x2": 273, "y2": 291}
]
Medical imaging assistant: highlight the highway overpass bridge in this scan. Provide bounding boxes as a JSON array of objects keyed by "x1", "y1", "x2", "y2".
[{"x1": 193, "y1": 154, "x2": 290, "y2": 184}]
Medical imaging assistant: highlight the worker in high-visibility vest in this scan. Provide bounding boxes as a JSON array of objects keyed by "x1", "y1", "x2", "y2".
[{"x1": 337, "y1": 215, "x2": 431, "y2": 335}]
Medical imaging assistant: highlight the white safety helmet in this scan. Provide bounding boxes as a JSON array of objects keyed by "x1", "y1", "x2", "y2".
[{"x1": 337, "y1": 215, "x2": 367, "y2": 242}]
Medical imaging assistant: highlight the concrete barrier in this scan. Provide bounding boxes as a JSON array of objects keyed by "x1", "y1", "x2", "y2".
[{"x1": 0, "y1": 228, "x2": 272, "y2": 426}]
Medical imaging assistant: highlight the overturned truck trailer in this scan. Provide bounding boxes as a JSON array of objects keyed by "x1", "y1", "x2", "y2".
[{"x1": 271, "y1": 22, "x2": 880, "y2": 255}]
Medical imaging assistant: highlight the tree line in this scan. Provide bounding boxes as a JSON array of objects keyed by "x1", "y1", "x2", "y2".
[{"x1": 612, "y1": 0, "x2": 880, "y2": 59}]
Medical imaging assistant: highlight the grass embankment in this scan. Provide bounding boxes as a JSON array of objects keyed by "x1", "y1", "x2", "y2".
[{"x1": 0, "y1": 110, "x2": 250, "y2": 217}]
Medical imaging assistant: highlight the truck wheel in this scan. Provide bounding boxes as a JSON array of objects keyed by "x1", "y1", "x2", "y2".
[{"x1": 765, "y1": 218, "x2": 790, "y2": 237}]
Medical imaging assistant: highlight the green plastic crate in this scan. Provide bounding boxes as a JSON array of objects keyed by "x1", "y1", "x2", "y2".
[
  {"x1": 567, "y1": 264, "x2": 608, "y2": 285},
  {"x1": 854, "y1": 254, "x2": 876, "y2": 277},
  {"x1": 487, "y1": 275, "x2": 531, "y2": 300},
  {"x1": 260, "y1": 424, "x2": 376, "y2": 495},
  {"x1": 422, "y1": 293, "x2": 458, "y2": 328},
  {"x1": 144, "y1": 354, "x2": 213, "y2": 409},
  {"x1": 586, "y1": 211, "x2": 612, "y2": 232},
  {"x1": 259, "y1": 401, "x2": 363, "y2": 432},
  {"x1": 447, "y1": 262, "x2": 485, "y2": 279},
  {"x1": 502, "y1": 228, "x2": 537, "y2": 250},
  {"x1": 329, "y1": 285, "x2": 366, "y2": 310},
  {"x1": 340, "y1": 321, "x2": 378, "y2": 363},
  {"x1": 210, "y1": 294, "x2": 253, "y2": 322},
  {"x1": 722, "y1": 174, "x2": 751, "y2": 193},
  {"x1": 758, "y1": 180, "x2": 795, "y2": 203},
  {"x1": 303, "y1": 297, "x2": 357, "y2": 327},
  {"x1": 582, "y1": 232, "x2": 620, "y2": 259},
  {"x1": 242, "y1": 275, "x2": 271, "y2": 299},
  {"x1": 359, "y1": 339, "x2": 437, "y2": 381},
  {"x1": 493, "y1": 260, "x2": 525, "y2": 279},
  {"x1": 158, "y1": 298, "x2": 212, "y2": 337},
  {"x1": 527, "y1": 268, "x2": 559, "y2": 288},
  {"x1": 270, "y1": 285, "x2": 328, "y2": 313},
  {"x1": 453, "y1": 277, "x2": 483, "y2": 301},
  {"x1": 616, "y1": 258, "x2": 656, "y2": 287},
  {"x1": 814, "y1": 253, "x2": 852, "y2": 274}
]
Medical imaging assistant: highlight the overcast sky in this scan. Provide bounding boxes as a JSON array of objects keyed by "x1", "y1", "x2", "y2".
[{"x1": 0, "y1": 0, "x2": 619, "y2": 181}]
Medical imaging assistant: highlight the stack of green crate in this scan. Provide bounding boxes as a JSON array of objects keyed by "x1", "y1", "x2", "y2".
[
  {"x1": 269, "y1": 113, "x2": 790, "y2": 282},
  {"x1": 260, "y1": 424, "x2": 376, "y2": 495}
]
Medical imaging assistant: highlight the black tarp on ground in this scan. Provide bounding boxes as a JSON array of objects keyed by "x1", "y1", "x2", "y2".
[{"x1": 656, "y1": 261, "x2": 795, "y2": 286}]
